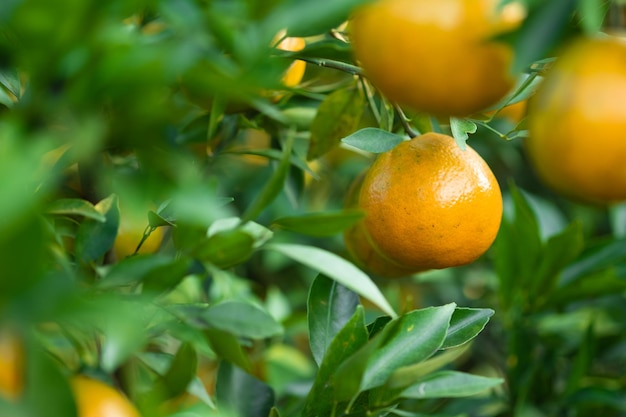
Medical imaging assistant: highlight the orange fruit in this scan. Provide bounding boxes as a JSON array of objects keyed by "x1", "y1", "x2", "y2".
[
  {"x1": 71, "y1": 375, "x2": 141, "y2": 417},
  {"x1": 526, "y1": 37, "x2": 626, "y2": 203},
  {"x1": 350, "y1": 0, "x2": 525, "y2": 117},
  {"x1": 113, "y1": 205, "x2": 164, "y2": 260},
  {"x1": 0, "y1": 327, "x2": 24, "y2": 400},
  {"x1": 344, "y1": 132, "x2": 502, "y2": 277},
  {"x1": 275, "y1": 34, "x2": 306, "y2": 89}
]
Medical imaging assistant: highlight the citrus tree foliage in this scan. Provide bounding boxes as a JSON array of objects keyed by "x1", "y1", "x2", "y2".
[{"x1": 1, "y1": 0, "x2": 625, "y2": 416}]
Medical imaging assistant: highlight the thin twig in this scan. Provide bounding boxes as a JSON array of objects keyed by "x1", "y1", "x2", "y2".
[{"x1": 393, "y1": 103, "x2": 419, "y2": 138}]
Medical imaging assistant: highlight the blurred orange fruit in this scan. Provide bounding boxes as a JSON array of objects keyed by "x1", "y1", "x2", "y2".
[
  {"x1": 350, "y1": 0, "x2": 525, "y2": 116},
  {"x1": 526, "y1": 37, "x2": 626, "y2": 203},
  {"x1": 113, "y1": 205, "x2": 164, "y2": 260},
  {"x1": 345, "y1": 132, "x2": 502, "y2": 277},
  {"x1": 71, "y1": 376, "x2": 141, "y2": 417},
  {"x1": 0, "y1": 327, "x2": 24, "y2": 401}
]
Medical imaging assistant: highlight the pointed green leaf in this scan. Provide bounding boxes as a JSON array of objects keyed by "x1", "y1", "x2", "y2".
[
  {"x1": 75, "y1": 194, "x2": 120, "y2": 263},
  {"x1": 449, "y1": 118, "x2": 477, "y2": 149},
  {"x1": 161, "y1": 342, "x2": 199, "y2": 399},
  {"x1": 308, "y1": 274, "x2": 360, "y2": 366},
  {"x1": 265, "y1": 243, "x2": 397, "y2": 318},
  {"x1": 361, "y1": 304, "x2": 456, "y2": 390},
  {"x1": 194, "y1": 229, "x2": 255, "y2": 269},
  {"x1": 442, "y1": 308, "x2": 494, "y2": 349},
  {"x1": 303, "y1": 306, "x2": 368, "y2": 417},
  {"x1": 216, "y1": 362, "x2": 275, "y2": 417},
  {"x1": 341, "y1": 127, "x2": 405, "y2": 154},
  {"x1": 308, "y1": 86, "x2": 364, "y2": 160},
  {"x1": 400, "y1": 370, "x2": 503, "y2": 399},
  {"x1": 45, "y1": 198, "x2": 106, "y2": 222},
  {"x1": 272, "y1": 209, "x2": 364, "y2": 237},
  {"x1": 205, "y1": 328, "x2": 251, "y2": 372},
  {"x1": 241, "y1": 132, "x2": 294, "y2": 222},
  {"x1": 203, "y1": 301, "x2": 284, "y2": 339}
]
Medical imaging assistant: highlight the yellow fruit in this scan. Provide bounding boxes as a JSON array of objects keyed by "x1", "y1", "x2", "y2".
[
  {"x1": 0, "y1": 328, "x2": 24, "y2": 400},
  {"x1": 275, "y1": 35, "x2": 307, "y2": 89},
  {"x1": 350, "y1": 0, "x2": 525, "y2": 116},
  {"x1": 345, "y1": 132, "x2": 502, "y2": 277},
  {"x1": 526, "y1": 37, "x2": 626, "y2": 203},
  {"x1": 113, "y1": 207, "x2": 164, "y2": 260},
  {"x1": 71, "y1": 376, "x2": 141, "y2": 417}
]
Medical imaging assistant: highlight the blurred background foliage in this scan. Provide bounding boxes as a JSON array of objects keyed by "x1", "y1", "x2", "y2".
[{"x1": 1, "y1": 0, "x2": 626, "y2": 416}]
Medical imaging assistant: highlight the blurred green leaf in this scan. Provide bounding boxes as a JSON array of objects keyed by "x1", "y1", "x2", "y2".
[
  {"x1": 341, "y1": 128, "x2": 404, "y2": 154},
  {"x1": 308, "y1": 274, "x2": 360, "y2": 366},
  {"x1": 46, "y1": 199, "x2": 106, "y2": 222},
  {"x1": 194, "y1": 229, "x2": 256, "y2": 269},
  {"x1": 75, "y1": 194, "x2": 120, "y2": 264},
  {"x1": 190, "y1": 301, "x2": 284, "y2": 339},
  {"x1": 271, "y1": 209, "x2": 364, "y2": 237},
  {"x1": 494, "y1": 185, "x2": 543, "y2": 308},
  {"x1": 308, "y1": 86, "x2": 365, "y2": 160},
  {"x1": 399, "y1": 371, "x2": 503, "y2": 399},
  {"x1": 560, "y1": 237, "x2": 626, "y2": 286},
  {"x1": 241, "y1": 131, "x2": 294, "y2": 223},
  {"x1": 98, "y1": 254, "x2": 189, "y2": 289},
  {"x1": 442, "y1": 307, "x2": 495, "y2": 350},
  {"x1": 576, "y1": 0, "x2": 609, "y2": 34},
  {"x1": 208, "y1": 217, "x2": 274, "y2": 249},
  {"x1": 507, "y1": 0, "x2": 578, "y2": 73},
  {"x1": 205, "y1": 328, "x2": 252, "y2": 372},
  {"x1": 100, "y1": 300, "x2": 149, "y2": 373},
  {"x1": 161, "y1": 342, "x2": 199, "y2": 400},
  {"x1": 564, "y1": 322, "x2": 594, "y2": 397},
  {"x1": 610, "y1": 202, "x2": 626, "y2": 238},
  {"x1": 216, "y1": 362, "x2": 275, "y2": 417},
  {"x1": 266, "y1": 243, "x2": 397, "y2": 318},
  {"x1": 24, "y1": 339, "x2": 77, "y2": 417}
]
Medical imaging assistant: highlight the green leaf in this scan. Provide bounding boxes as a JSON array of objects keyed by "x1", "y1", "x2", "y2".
[
  {"x1": 386, "y1": 345, "x2": 470, "y2": 390},
  {"x1": 341, "y1": 127, "x2": 405, "y2": 154},
  {"x1": 561, "y1": 237, "x2": 626, "y2": 286},
  {"x1": 0, "y1": 68, "x2": 21, "y2": 97},
  {"x1": 399, "y1": 370, "x2": 503, "y2": 399},
  {"x1": 494, "y1": 185, "x2": 543, "y2": 307},
  {"x1": 449, "y1": 118, "x2": 477, "y2": 149},
  {"x1": 507, "y1": 0, "x2": 578, "y2": 74},
  {"x1": 265, "y1": 243, "x2": 397, "y2": 318},
  {"x1": 193, "y1": 229, "x2": 256, "y2": 269},
  {"x1": 271, "y1": 209, "x2": 364, "y2": 237},
  {"x1": 307, "y1": 274, "x2": 360, "y2": 366},
  {"x1": 205, "y1": 328, "x2": 251, "y2": 372},
  {"x1": 360, "y1": 304, "x2": 456, "y2": 390},
  {"x1": 610, "y1": 202, "x2": 626, "y2": 239},
  {"x1": 241, "y1": 131, "x2": 294, "y2": 223},
  {"x1": 100, "y1": 300, "x2": 149, "y2": 373},
  {"x1": 303, "y1": 306, "x2": 369, "y2": 417},
  {"x1": 531, "y1": 221, "x2": 584, "y2": 307},
  {"x1": 577, "y1": 0, "x2": 609, "y2": 34},
  {"x1": 199, "y1": 301, "x2": 284, "y2": 339},
  {"x1": 548, "y1": 269, "x2": 626, "y2": 308},
  {"x1": 75, "y1": 194, "x2": 120, "y2": 263},
  {"x1": 308, "y1": 86, "x2": 365, "y2": 160},
  {"x1": 442, "y1": 308, "x2": 495, "y2": 349},
  {"x1": 160, "y1": 342, "x2": 199, "y2": 399},
  {"x1": 216, "y1": 362, "x2": 275, "y2": 417},
  {"x1": 148, "y1": 210, "x2": 175, "y2": 228},
  {"x1": 208, "y1": 217, "x2": 274, "y2": 249},
  {"x1": 564, "y1": 321, "x2": 594, "y2": 397},
  {"x1": 98, "y1": 254, "x2": 189, "y2": 289},
  {"x1": 45, "y1": 198, "x2": 106, "y2": 222}
]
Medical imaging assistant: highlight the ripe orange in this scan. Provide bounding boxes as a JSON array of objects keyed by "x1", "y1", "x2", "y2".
[
  {"x1": 526, "y1": 37, "x2": 626, "y2": 203},
  {"x1": 113, "y1": 205, "x2": 164, "y2": 260},
  {"x1": 0, "y1": 327, "x2": 24, "y2": 400},
  {"x1": 350, "y1": 0, "x2": 525, "y2": 117},
  {"x1": 71, "y1": 376, "x2": 141, "y2": 417},
  {"x1": 344, "y1": 132, "x2": 502, "y2": 277}
]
